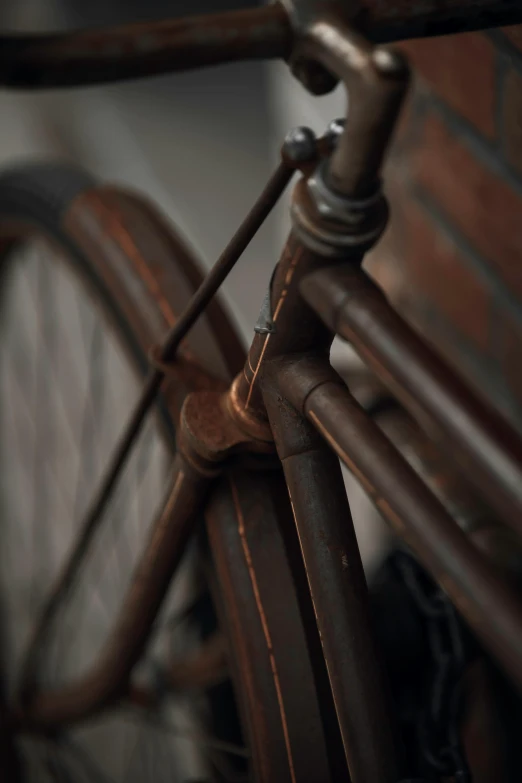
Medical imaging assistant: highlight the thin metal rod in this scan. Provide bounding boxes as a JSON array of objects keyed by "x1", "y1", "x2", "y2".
[
  {"x1": 120, "y1": 712, "x2": 250, "y2": 759},
  {"x1": 361, "y1": 0, "x2": 522, "y2": 42},
  {"x1": 18, "y1": 161, "x2": 292, "y2": 697},
  {"x1": 300, "y1": 265, "x2": 522, "y2": 539},
  {"x1": 0, "y1": 5, "x2": 291, "y2": 89},
  {"x1": 276, "y1": 355, "x2": 522, "y2": 692}
]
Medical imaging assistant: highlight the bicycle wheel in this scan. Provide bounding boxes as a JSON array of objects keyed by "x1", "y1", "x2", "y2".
[{"x1": 0, "y1": 163, "x2": 337, "y2": 782}]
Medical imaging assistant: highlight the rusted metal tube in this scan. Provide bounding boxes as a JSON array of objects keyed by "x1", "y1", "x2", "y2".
[
  {"x1": 231, "y1": 232, "x2": 339, "y2": 434},
  {"x1": 207, "y1": 467, "x2": 336, "y2": 782},
  {"x1": 286, "y1": 0, "x2": 522, "y2": 42},
  {"x1": 295, "y1": 17, "x2": 410, "y2": 197},
  {"x1": 357, "y1": 0, "x2": 522, "y2": 41},
  {"x1": 0, "y1": 5, "x2": 291, "y2": 89},
  {"x1": 15, "y1": 454, "x2": 210, "y2": 729},
  {"x1": 2, "y1": 1, "x2": 522, "y2": 90},
  {"x1": 301, "y1": 265, "x2": 522, "y2": 538},
  {"x1": 275, "y1": 354, "x2": 522, "y2": 692},
  {"x1": 263, "y1": 380, "x2": 403, "y2": 783}
]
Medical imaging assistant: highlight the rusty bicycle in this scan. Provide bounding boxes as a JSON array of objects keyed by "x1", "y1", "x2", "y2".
[{"x1": 2, "y1": 1, "x2": 522, "y2": 781}]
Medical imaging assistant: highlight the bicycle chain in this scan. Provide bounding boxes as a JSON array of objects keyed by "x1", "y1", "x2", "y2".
[{"x1": 393, "y1": 551, "x2": 473, "y2": 782}]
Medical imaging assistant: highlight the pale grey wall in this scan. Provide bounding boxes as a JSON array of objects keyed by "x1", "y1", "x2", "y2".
[{"x1": 0, "y1": 0, "x2": 276, "y2": 338}]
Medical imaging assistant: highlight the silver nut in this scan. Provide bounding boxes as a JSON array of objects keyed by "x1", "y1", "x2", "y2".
[
  {"x1": 306, "y1": 163, "x2": 380, "y2": 227},
  {"x1": 372, "y1": 47, "x2": 407, "y2": 75},
  {"x1": 307, "y1": 173, "x2": 336, "y2": 219},
  {"x1": 325, "y1": 118, "x2": 345, "y2": 148},
  {"x1": 283, "y1": 126, "x2": 317, "y2": 163},
  {"x1": 307, "y1": 172, "x2": 362, "y2": 225}
]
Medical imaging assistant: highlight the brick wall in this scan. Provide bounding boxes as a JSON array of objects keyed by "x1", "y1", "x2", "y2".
[{"x1": 366, "y1": 25, "x2": 522, "y2": 432}]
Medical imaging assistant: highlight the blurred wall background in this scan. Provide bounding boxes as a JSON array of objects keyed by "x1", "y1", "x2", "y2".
[
  {"x1": 0, "y1": 0, "x2": 277, "y2": 338},
  {"x1": 366, "y1": 26, "x2": 522, "y2": 436}
]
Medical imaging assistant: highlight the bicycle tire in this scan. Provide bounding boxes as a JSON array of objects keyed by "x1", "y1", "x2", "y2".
[{"x1": 0, "y1": 162, "x2": 337, "y2": 782}]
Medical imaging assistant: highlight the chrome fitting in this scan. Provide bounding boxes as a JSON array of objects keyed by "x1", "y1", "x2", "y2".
[{"x1": 290, "y1": 160, "x2": 388, "y2": 258}]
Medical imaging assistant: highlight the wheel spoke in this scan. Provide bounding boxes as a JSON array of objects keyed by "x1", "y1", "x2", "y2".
[
  {"x1": 71, "y1": 319, "x2": 104, "y2": 524},
  {"x1": 44, "y1": 746, "x2": 75, "y2": 783},
  {"x1": 30, "y1": 254, "x2": 52, "y2": 616},
  {"x1": 58, "y1": 736, "x2": 117, "y2": 783},
  {"x1": 122, "y1": 708, "x2": 249, "y2": 761}
]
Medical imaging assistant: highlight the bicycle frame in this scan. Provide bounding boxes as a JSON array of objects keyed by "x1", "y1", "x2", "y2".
[{"x1": 6, "y1": 2, "x2": 522, "y2": 782}]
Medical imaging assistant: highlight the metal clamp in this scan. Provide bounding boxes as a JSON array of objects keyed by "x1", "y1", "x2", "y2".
[
  {"x1": 290, "y1": 157, "x2": 389, "y2": 257},
  {"x1": 254, "y1": 289, "x2": 277, "y2": 335},
  {"x1": 307, "y1": 159, "x2": 384, "y2": 225},
  {"x1": 254, "y1": 267, "x2": 278, "y2": 335}
]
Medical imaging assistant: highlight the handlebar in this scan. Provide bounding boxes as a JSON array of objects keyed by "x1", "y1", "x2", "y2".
[
  {"x1": 0, "y1": 0, "x2": 521, "y2": 90},
  {"x1": 0, "y1": 5, "x2": 291, "y2": 89}
]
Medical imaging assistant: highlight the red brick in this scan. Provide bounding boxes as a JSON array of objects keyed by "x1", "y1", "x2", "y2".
[
  {"x1": 391, "y1": 90, "x2": 415, "y2": 149},
  {"x1": 398, "y1": 201, "x2": 490, "y2": 348},
  {"x1": 399, "y1": 33, "x2": 495, "y2": 138},
  {"x1": 503, "y1": 24, "x2": 522, "y2": 52},
  {"x1": 502, "y1": 67, "x2": 522, "y2": 175},
  {"x1": 412, "y1": 114, "x2": 522, "y2": 300},
  {"x1": 365, "y1": 231, "x2": 407, "y2": 305},
  {"x1": 497, "y1": 312, "x2": 522, "y2": 408},
  {"x1": 366, "y1": 177, "x2": 414, "y2": 300}
]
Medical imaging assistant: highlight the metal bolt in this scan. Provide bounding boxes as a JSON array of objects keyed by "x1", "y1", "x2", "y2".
[
  {"x1": 372, "y1": 47, "x2": 407, "y2": 75},
  {"x1": 282, "y1": 126, "x2": 317, "y2": 163},
  {"x1": 325, "y1": 117, "x2": 345, "y2": 148},
  {"x1": 289, "y1": 57, "x2": 339, "y2": 96}
]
